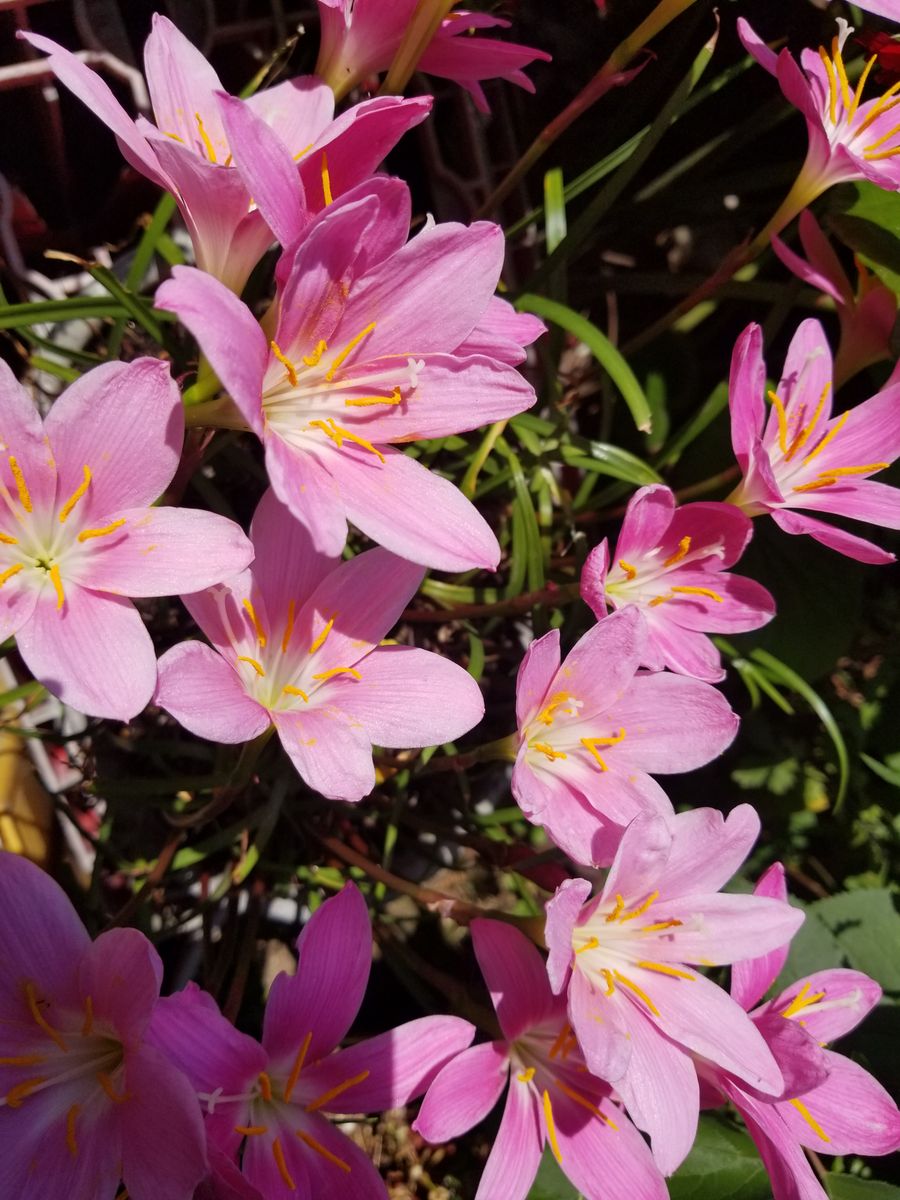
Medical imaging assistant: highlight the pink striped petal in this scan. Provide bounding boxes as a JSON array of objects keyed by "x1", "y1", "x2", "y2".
[
  {"x1": 76, "y1": 928, "x2": 161, "y2": 1043},
  {"x1": 264, "y1": 433, "x2": 348, "y2": 558},
  {"x1": 545, "y1": 877, "x2": 592, "y2": 993},
  {"x1": 655, "y1": 804, "x2": 760, "y2": 899},
  {"x1": 272, "y1": 706, "x2": 375, "y2": 801},
  {"x1": 765, "y1": 969, "x2": 882, "y2": 1042},
  {"x1": 793, "y1": 478, "x2": 900, "y2": 530},
  {"x1": 750, "y1": 1013, "x2": 828, "y2": 1097},
  {"x1": 457, "y1": 296, "x2": 545, "y2": 365},
  {"x1": 244, "y1": 77, "x2": 334, "y2": 154},
  {"x1": 414, "y1": 1040, "x2": 509, "y2": 1142},
  {"x1": 653, "y1": 569, "x2": 775, "y2": 633},
  {"x1": 776, "y1": 320, "x2": 834, "y2": 436},
  {"x1": 242, "y1": 1125, "x2": 310, "y2": 1200},
  {"x1": 248, "y1": 488, "x2": 340, "y2": 623},
  {"x1": 729, "y1": 324, "x2": 767, "y2": 469},
  {"x1": 732, "y1": 863, "x2": 790, "y2": 1010},
  {"x1": 643, "y1": 621, "x2": 725, "y2": 683},
  {"x1": 567, "y1": 970, "x2": 632, "y2": 1083},
  {"x1": 293, "y1": 1110, "x2": 386, "y2": 1200},
  {"x1": 601, "y1": 811, "x2": 672, "y2": 905},
  {"x1": 475, "y1": 1079, "x2": 544, "y2": 1200},
  {"x1": 811, "y1": 385, "x2": 900, "y2": 474},
  {"x1": 579, "y1": 540, "x2": 610, "y2": 620},
  {"x1": 770, "y1": 507, "x2": 895, "y2": 564},
  {"x1": 0, "y1": 359, "x2": 58, "y2": 514},
  {"x1": 472, "y1": 919, "x2": 557, "y2": 1040},
  {"x1": 728, "y1": 1081, "x2": 827, "y2": 1200},
  {"x1": 515, "y1": 628, "x2": 561, "y2": 727},
  {"x1": 647, "y1": 893, "x2": 803, "y2": 966},
  {"x1": 551, "y1": 606, "x2": 645, "y2": 722},
  {"x1": 615, "y1": 486, "x2": 676, "y2": 560},
  {"x1": 771, "y1": 233, "x2": 846, "y2": 306},
  {"x1": 142, "y1": 14, "x2": 226, "y2": 147},
  {"x1": 778, "y1": 1051, "x2": 900, "y2": 1156},
  {"x1": 155, "y1": 641, "x2": 271, "y2": 744}
]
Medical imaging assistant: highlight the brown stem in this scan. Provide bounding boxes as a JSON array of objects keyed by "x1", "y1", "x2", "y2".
[
  {"x1": 402, "y1": 580, "x2": 580, "y2": 623},
  {"x1": 104, "y1": 830, "x2": 184, "y2": 929}
]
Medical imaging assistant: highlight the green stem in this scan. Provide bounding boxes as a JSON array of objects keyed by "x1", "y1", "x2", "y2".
[{"x1": 380, "y1": 0, "x2": 456, "y2": 95}]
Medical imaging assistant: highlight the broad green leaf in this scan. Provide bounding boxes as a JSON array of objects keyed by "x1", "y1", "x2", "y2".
[
  {"x1": 667, "y1": 1114, "x2": 771, "y2": 1200},
  {"x1": 788, "y1": 889, "x2": 900, "y2": 996},
  {"x1": 828, "y1": 1176, "x2": 900, "y2": 1199},
  {"x1": 527, "y1": 1147, "x2": 580, "y2": 1199}
]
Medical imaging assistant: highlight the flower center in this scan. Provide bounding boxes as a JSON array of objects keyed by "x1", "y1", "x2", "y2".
[
  {"x1": 818, "y1": 26, "x2": 900, "y2": 161},
  {"x1": 524, "y1": 690, "x2": 627, "y2": 772},
  {"x1": 605, "y1": 534, "x2": 726, "y2": 610}
]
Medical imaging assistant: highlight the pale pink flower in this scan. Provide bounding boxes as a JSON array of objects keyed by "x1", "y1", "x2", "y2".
[
  {"x1": 726, "y1": 318, "x2": 900, "y2": 564},
  {"x1": 21, "y1": 15, "x2": 429, "y2": 292},
  {"x1": 156, "y1": 178, "x2": 539, "y2": 571},
  {"x1": 580, "y1": 485, "x2": 775, "y2": 683},
  {"x1": 155, "y1": 489, "x2": 484, "y2": 801},
  {"x1": 0, "y1": 850, "x2": 206, "y2": 1200},
  {"x1": 544, "y1": 806, "x2": 804, "y2": 1174},
  {"x1": 415, "y1": 920, "x2": 666, "y2": 1200},
  {"x1": 851, "y1": 1, "x2": 900, "y2": 19},
  {"x1": 510, "y1": 606, "x2": 739, "y2": 866},
  {"x1": 315, "y1": 1, "x2": 550, "y2": 111},
  {"x1": 0, "y1": 358, "x2": 252, "y2": 720},
  {"x1": 149, "y1": 883, "x2": 474, "y2": 1199}
]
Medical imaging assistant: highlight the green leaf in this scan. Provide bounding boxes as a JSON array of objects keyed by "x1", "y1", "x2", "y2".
[
  {"x1": 787, "y1": 889, "x2": 900, "y2": 996},
  {"x1": 667, "y1": 1114, "x2": 771, "y2": 1200},
  {"x1": 543, "y1": 168, "x2": 567, "y2": 256},
  {"x1": 828, "y1": 1177, "x2": 900, "y2": 1199},
  {"x1": 527, "y1": 1147, "x2": 580, "y2": 1200},
  {"x1": 0, "y1": 296, "x2": 130, "y2": 330}
]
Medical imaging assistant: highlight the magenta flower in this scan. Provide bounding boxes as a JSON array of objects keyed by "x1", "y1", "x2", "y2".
[
  {"x1": 315, "y1": 1, "x2": 550, "y2": 110},
  {"x1": 149, "y1": 883, "x2": 474, "y2": 1199},
  {"x1": 704, "y1": 865, "x2": 900, "y2": 1200},
  {"x1": 510, "y1": 606, "x2": 739, "y2": 866},
  {"x1": 0, "y1": 358, "x2": 252, "y2": 720},
  {"x1": 544, "y1": 806, "x2": 804, "y2": 1173},
  {"x1": 726, "y1": 318, "x2": 900, "y2": 564},
  {"x1": 414, "y1": 920, "x2": 667, "y2": 1200},
  {"x1": 0, "y1": 850, "x2": 206, "y2": 1200},
  {"x1": 772, "y1": 210, "x2": 897, "y2": 383},
  {"x1": 156, "y1": 488, "x2": 484, "y2": 801},
  {"x1": 580, "y1": 485, "x2": 775, "y2": 683},
  {"x1": 156, "y1": 179, "x2": 539, "y2": 571},
  {"x1": 21, "y1": 15, "x2": 429, "y2": 292}
]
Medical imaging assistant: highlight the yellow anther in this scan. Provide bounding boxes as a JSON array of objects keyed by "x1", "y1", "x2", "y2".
[
  {"x1": 793, "y1": 462, "x2": 886, "y2": 495},
  {"x1": 767, "y1": 390, "x2": 789, "y2": 455},
  {"x1": 554, "y1": 1079, "x2": 618, "y2": 1129},
  {"x1": 345, "y1": 387, "x2": 403, "y2": 408},
  {"x1": 66, "y1": 1103, "x2": 79, "y2": 1157},
  {"x1": 580, "y1": 729, "x2": 625, "y2": 772},
  {"x1": 194, "y1": 112, "x2": 217, "y2": 163},
  {"x1": 82, "y1": 995, "x2": 94, "y2": 1037},
  {"x1": 784, "y1": 383, "x2": 831, "y2": 461},
  {"x1": 6, "y1": 1077, "x2": 46, "y2": 1108},
  {"x1": 670, "y1": 585, "x2": 724, "y2": 603},
  {"x1": 308, "y1": 418, "x2": 385, "y2": 463},
  {"x1": 312, "y1": 666, "x2": 361, "y2": 682},
  {"x1": 305, "y1": 1069, "x2": 370, "y2": 1113},
  {"x1": 272, "y1": 1138, "x2": 296, "y2": 1190},
  {"x1": 0, "y1": 563, "x2": 24, "y2": 589},
  {"x1": 542, "y1": 1089, "x2": 563, "y2": 1164},
  {"x1": 848, "y1": 55, "x2": 878, "y2": 124},
  {"x1": 242, "y1": 599, "x2": 267, "y2": 648},
  {"x1": 641, "y1": 919, "x2": 683, "y2": 933},
  {"x1": 618, "y1": 559, "x2": 637, "y2": 580},
  {"x1": 270, "y1": 340, "x2": 298, "y2": 388},
  {"x1": 574, "y1": 937, "x2": 599, "y2": 955},
  {"x1": 802, "y1": 410, "x2": 848, "y2": 465},
  {"x1": 600, "y1": 968, "x2": 616, "y2": 996},
  {"x1": 77, "y1": 519, "x2": 126, "y2": 543},
  {"x1": 325, "y1": 323, "x2": 376, "y2": 382},
  {"x1": 163, "y1": 131, "x2": 185, "y2": 143},
  {"x1": 635, "y1": 960, "x2": 695, "y2": 980},
  {"x1": 292, "y1": 142, "x2": 314, "y2": 161},
  {"x1": 818, "y1": 46, "x2": 839, "y2": 124},
  {"x1": 48, "y1": 563, "x2": 65, "y2": 610},
  {"x1": 283, "y1": 685, "x2": 310, "y2": 702},
  {"x1": 302, "y1": 340, "x2": 328, "y2": 367},
  {"x1": 621, "y1": 890, "x2": 659, "y2": 922},
  {"x1": 0, "y1": 1054, "x2": 45, "y2": 1066},
  {"x1": 24, "y1": 981, "x2": 68, "y2": 1052},
  {"x1": 296, "y1": 1128, "x2": 351, "y2": 1172},
  {"x1": 59, "y1": 465, "x2": 92, "y2": 523},
  {"x1": 0, "y1": 531, "x2": 18, "y2": 545},
  {"x1": 789, "y1": 1098, "x2": 831, "y2": 1142},
  {"x1": 8, "y1": 456, "x2": 32, "y2": 512},
  {"x1": 663, "y1": 536, "x2": 691, "y2": 568},
  {"x1": 283, "y1": 1031, "x2": 312, "y2": 1103},
  {"x1": 320, "y1": 151, "x2": 333, "y2": 206},
  {"x1": 282, "y1": 599, "x2": 296, "y2": 653},
  {"x1": 864, "y1": 116, "x2": 900, "y2": 156},
  {"x1": 612, "y1": 969, "x2": 660, "y2": 1016},
  {"x1": 531, "y1": 741, "x2": 567, "y2": 762},
  {"x1": 536, "y1": 691, "x2": 574, "y2": 726},
  {"x1": 96, "y1": 1071, "x2": 129, "y2": 1103},
  {"x1": 781, "y1": 981, "x2": 827, "y2": 1020},
  {"x1": 234, "y1": 1125, "x2": 268, "y2": 1137},
  {"x1": 858, "y1": 77, "x2": 900, "y2": 136},
  {"x1": 517, "y1": 1067, "x2": 536, "y2": 1083},
  {"x1": 548, "y1": 1025, "x2": 572, "y2": 1060},
  {"x1": 237, "y1": 655, "x2": 266, "y2": 677},
  {"x1": 605, "y1": 894, "x2": 625, "y2": 923},
  {"x1": 309, "y1": 613, "x2": 336, "y2": 654},
  {"x1": 258, "y1": 1072, "x2": 274, "y2": 1102},
  {"x1": 832, "y1": 35, "x2": 853, "y2": 111}
]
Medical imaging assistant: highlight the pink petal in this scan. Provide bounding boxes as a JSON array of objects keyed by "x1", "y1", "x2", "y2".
[
  {"x1": 155, "y1": 641, "x2": 271, "y2": 744},
  {"x1": 735, "y1": 18, "x2": 778, "y2": 75},
  {"x1": 729, "y1": 323, "x2": 767, "y2": 470},
  {"x1": 45, "y1": 359, "x2": 182, "y2": 516},
  {"x1": 262, "y1": 882, "x2": 370, "y2": 1066},
  {"x1": 76, "y1": 928, "x2": 161, "y2": 1044},
  {"x1": 249, "y1": 488, "x2": 340, "y2": 618},
  {"x1": 648, "y1": 892, "x2": 804, "y2": 966},
  {"x1": 731, "y1": 862, "x2": 790, "y2": 1010},
  {"x1": 292, "y1": 1111, "x2": 386, "y2": 1200},
  {"x1": 655, "y1": 804, "x2": 760, "y2": 899},
  {"x1": 770, "y1": 507, "x2": 895, "y2": 564},
  {"x1": 264, "y1": 433, "x2": 348, "y2": 558},
  {"x1": 560, "y1": 749, "x2": 676, "y2": 829},
  {"x1": 776, "y1": 319, "x2": 834, "y2": 435},
  {"x1": 771, "y1": 232, "x2": 846, "y2": 306},
  {"x1": 643, "y1": 621, "x2": 725, "y2": 683},
  {"x1": 653, "y1": 569, "x2": 775, "y2": 633},
  {"x1": 456, "y1": 296, "x2": 545, "y2": 365},
  {"x1": 332, "y1": 645, "x2": 484, "y2": 747},
  {"x1": 601, "y1": 811, "x2": 671, "y2": 905},
  {"x1": 414, "y1": 1040, "x2": 510, "y2": 1142},
  {"x1": 244, "y1": 77, "x2": 335, "y2": 153},
  {"x1": 778, "y1": 1051, "x2": 900, "y2": 1156},
  {"x1": 143, "y1": 14, "x2": 226, "y2": 148},
  {"x1": 568, "y1": 969, "x2": 633, "y2": 1083},
  {"x1": 793, "y1": 478, "x2": 900, "y2": 530},
  {"x1": 515, "y1": 628, "x2": 561, "y2": 727},
  {"x1": 0, "y1": 359, "x2": 57, "y2": 513},
  {"x1": 750, "y1": 1012, "x2": 828, "y2": 1097},
  {"x1": 474, "y1": 1080, "x2": 544, "y2": 1200},
  {"x1": 727, "y1": 1081, "x2": 827, "y2": 1200},
  {"x1": 17, "y1": 585, "x2": 156, "y2": 720},
  {"x1": 0, "y1": 571, "x2": 38, "y2": 654},
  {"x1": 273, "y1": 705, "x2": 375, "y2": 800},
  {"x1": 471, "y1": 919, "x2": 557, "y2": 1040},
  {"x1": 766, "y1": 969, "x2": 882, "y2": 1042},
  {"x1": 615, "y1": 485, "x2": 676, "y2": 560},
  {"x1": 579, "y1": 540, "x2": 610, "y2": 621},
  {"x1": 663, "y1": 499, "x2": 755, "y2": 570},
  {"x1": 241, "y1": 1122, "x2": 310, "y2": 1200},
  {"x1": 545, "y1": 878, "x2": 593, "y2": 993},
  {"x1": 197, "y1": 1143, "x2": 264, "y2": 1200},
  {"x1": 551, "y1": 606, "x2": 646, "y2": 721},
  {"x1": 528, "y1": 773, "x2": 635, "y2": 868}
]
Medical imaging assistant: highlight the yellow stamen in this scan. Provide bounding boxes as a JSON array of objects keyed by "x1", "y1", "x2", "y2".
[
  {"x1": 542, "y1": 1089, "x2": 563, "y2": 1164},
  {"x1": 6, "y1": 1077, "x2": 46, "y2": 1108},
  {"x1": 303, "y1": 340, "x2": 328, "y2": 367},
  {"x1": 802, "y1": 410, "x2": 848, "y2": 465},
  {"x1": 781, "y1": 981, "x2": 827, "y2": 1020},
  {"x1": 663, "y1": 536, "x2": 691, "y2": 567},
  {"x1": 258, "y1": 1072, "x2": 274, "y2": 1102},
  {"x1": 612, "y1": 969, "x2": 660, "y2": 1016},
  {"x1": 517, "y1": 1067, "x2": 536, "y2": 1083},
  {"x1": 864, "y1": 142, "x2": 900, "y2": 160},
  {"x1": 320, "y1": 151, "x2": 333, "y2": 206},
  {"x1": 767, "y1": 389, "x2": 789, "y2": 455},
  {"x1": 618, "y1": 559, "x2": 637, "y2": 580},
  {"x1": 48, "y1": 563, "x2": 65, "y2": 610},
  {"x1": 824, "y1": 462, "x2": 888, "y2": 477},
  {"x1": 97, "y1": 1071, "x2": 129, "y2": 1103},
  {"x1": 243, "y1": 599, "x2": 267, "y2": 647},
  {"x1": 574, "y1": 937, "x2": 599, "y2": 955},
  {"x1": 793, "y1": 479, "x2": 836, "y2": 493},
  {"x1": 163, "y1": 131, "x2": 185, "y2": 143},
  {"x1": 635, "y1": 960, "x2": 695, "y2": 980},
  {"x1": 605, "y1": 894, "x2": 625, "y2": 923},
  {"x1": 864, "y1": 114, "x2": 900, "y2": 153},
  {"x1": 282, "y1": 599, "x2": 296, "y2": 653},
  {"x1": 272, "y1": 1137, "x2": 296, "y2": 1189},
  {"x1": 77, "y1": 518, "x2": 126, "y2": 542},
  {"x1": 293, "y1": 142, "x2": 314, "y2": 161},
  {"x1": 296, "y1": 1129, "x2": 351, "y2": 1172},
  {"x1": 857, "y1": 78, "x2": 900, "y2": 135},
  {"x1": 283, "y1": 685, "x2": 310, "y2": 702},
  {"x1": 548, "y1": 1025, "x2": 572, "y2": 1060},
  {"x1": 641, "y1": 919, "x2": 683, "y2": 933},
  {"x1": 580, "y1": 729, "x2": 626, "y2": 772},
  {"x1": 8, "y1": 456, "x2": 32, "y2": 512},
  {"x1": 784, "y1": 383, "x2": 831, "y2": 461},
  {"x1": 0, "y1": 563, "x2": 24, "y2": 589},
  {"x1": 818, "y1": 47, "x2": 839, "y2": 124},
  {"x1": 531, "y1": 741, "x2": 567, "y2": 761},
  {"x1": 237, "y1": 655, "x2": 266, "y2": 677},
  {"x1": 82, "y1": 996, "x2": 94, "y2": 1037},
  {"x1": 305, "y1": 1069, "x2": 370, "y2": 1113},
  {"x1": 270, "y1": 340, "x2": 299, "y2": 388},
  {"x1": 283, "y1": 1032, "x2": 313, "y2": 1103},
  {"x1": 234, "y1": 1125, "x2": 268, "y2": 1136},
  {"x1": 24, "y1": 982, "x2": 68, "y2": 1052},
  {"x1": 789, "y1": 1098, "x2": 830, "y2": 1142},
  {"x1": 554, "y1": 1079, "x2": 618, "y2": 1129},
  {"x1": 670, "y1": 585, "x2": 723, "y2": 603},
  {"x1": 832, "y1": 35, "x2": 853, "y2": 111},
  {"x1": 345, "y1": 387, "x2": 403, "y2": 408},
  {"x1": 309, "y1": 613, "x2": 336, "y2": 653},
  {"x1": 308, "y1": 418, "x2": 385, "y2": 463},
  {"x1": 0, "y1": 1054, "x2": 45, "y2": 1066},
  {"x1": 0, "y1": 531, "x2": 18, "y2": 545},
  {"x1": 58, "y1": 465, "x2": 92, "y2": 523},
  {"x1": 600, "y1": 968, "x2": 616, "y2": 996},
  {"x1": 621, "y1": 891, "x2": 659, "y2": 922},
  {"x1": 848, "y1": 54, "x2": 878, "y2": 124},
  {"x1": 195, "y1": 112, "x2": 217, "y2": 163},
  {"x1": 312, "y1": 666, "x2": 361, "y2": 682},
  {"x1": 536, "y1": 691, "x2": 574, "y2": 726},
  {"x1": 325, "y1": 323, "x2": 376, "y2": 382},
  {"x1": 66, "y1": 1104, "x2": 79, "y2": 1157}
]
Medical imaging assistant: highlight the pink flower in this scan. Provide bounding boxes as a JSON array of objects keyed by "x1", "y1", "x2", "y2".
[
  {"x1": 510, "y1": 606, "x2": 739, "y2": 866},
  {"x1": 0, "y1": 358, "x2": 252, "y2": 720},
  {"x1": 726, "y1": 318, "x2": 900, "y2": 564},
  {"x1": 414, "y1": 920, "x2": 667, "y2": 1200},
  {"x1": 772, "y1": 210, "x2": 897, "y2": 383},
  {"x1": 149, "y1": 883, "x2": 474, "y2": 1199},
  {"x1": 544, "y1": 807, "x2": 804, "y2": 1173},
  {"x1": 705, "y1": 865, "x2": 900, "y2": 1200},
  {"x1": 849, "y1": 1, "x2": 900, "y2": 19},
  {"x1": 0, "y1": 850, "x2": 206, "y2": 1200},
  {"x1": 580, "y1": 485, "x2": 775, "y2": 683},
  {"x1": 315, "y1": 1, "x2": 550, "y2": 111},
  {"x1": 155, "y1": 488, "x2": 484, "y2": 801},
  {"x1": 21, "y1": 15, "x2": 430, "y2": 292},
  {"x1": 156, "y1": 179, "x2": 539, "y2": 571}
]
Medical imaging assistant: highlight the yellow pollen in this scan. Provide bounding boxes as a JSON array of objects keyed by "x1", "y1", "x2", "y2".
[
  {"x1": 621, "y1": 890, "x2": 659, "y2": 922},
  {"x1": 848, "y1": 54, "x2": 878, "y2": 124},
  {"x1": 670, "y1": 585, "x2": 724, "y2": 603},
  {"x1": 641, "y1": 919, "x2": 683, "y2": 932},
  {"x1": 554, "y1": 1079, "x2": 618, "y2": 1129},
  {"x1": 309, "y1": 613, "x2": 336, "y2": 653},
  {"x1": 77, "y1": 519, "x2": 126, "y2": 542},
  {"x1": 612, "y1": 969, "x2": 660, "y2": 1016},
  {"x1": 548, "y1": 1025, "x2": 572, "y2": 1060},
  {"x1": 793, "y1": 462, "x2": 889, "y2": 493},
  {"x1": 24, "y1": 982, "x2": 68, "y2": 1052},
  {"x1": 58, "y1": 465, "x2": 92, "y2": 522},
  {"x1": 6, "y1": 1077, "x2": 46, "y2": 1108},
  {"x1": 531, "y1": 741, "x2": 567, "y2": 761},
  {"x1": 832, "y1": 36, "x2": 854, "y2": 111},
  {"x1": 305, "y1": 1069, "x2": 370, "y2": 1113},
  {"x1": 536, "y1": 691, "x2": 574, "y2": 726},
  {"x1": 303, "y1": 340, "x2": 328, "y2": 367},
  {"x1": 296, "y1": 1128, "x2": 351, "y2": 1172},
  {"x1": 283, "y1": 685, "x2": 310, "y2": 702},
  {"x1": 618, "y1": 559, "x2": 637, "y2": 580},
  {"x1": 789, "y1": 1098, "x2": 831, "y2": 1142},
  {"x1": 542, "y1": 1089, "x2": 563, "y2": 1164},
  {"x1": 82, "y1": 996, "x2": 94, "y2": 1037},
  {"x1": 283, "y1": 1032, "x2": 313, "y2": 1103},
  {"x1": 237, "y1": 655, "x2": 266, "y2": 677},
  {"x1": 195, "y1": 112, "x2": 217, "y2": 163},
  {"x1": 781, "y1": 981, "x2": 827, "y2": 1020},
  {"x1": 517, "y1": 1067, "x2": 536, "y2": 1083},
  {"x1": 292, "y1": 142, "x2": 314, "y2": 161},
  {"x1": 0, "y1": 563, "x2": 24, "y2": 588},
  {"x1": 600, "y1": 968, "x2": 616, "y2": 997},
  {"x1": 635, "y1": 960, "x2": 695, "y2": 980},
  {"x1": 767, "y1": 390, "x2": 789, "y2": 455},
  {"x1": 270, "y1": 340, "x2": 299, "y2": 388},
  {"x1": 272, "y1": 1137, "x2": 296, "y2": 1190},
  {"x1": 282, "y1": 599, "x2": 296, "y2": 653},
  {"x1": 48, "y1": 563, "x2": 65, "y2": 610},
  {"x1": 803, "y1": 410, "x2": 848, "y2": 465},
  {"x1": 818, "y1": 47, "x2": 839, "y2": 124},
  {"x1": 0, "y1": 1054, "x2": 45, "y2": 1066},
  {"x1": 581, "y1": 729, "x2": 626, "y2": 772},
  {"x1": 66, "y1": 1103, "x2": 79, "y2": 1157},
  {"x1": 235, "y1": 1125, "x2": 268, "y2": 1136},
  {"x1": 8, "y1": 456, "x2": 32, "y2": 512},
  {"x1": 320, "y1": 151, "x2": 333, "y2": 206},
  {"x1": 663, "y1": 536, "x2": 691, "y2": 568},
  {"x1": 258, "y1": 1072, "x2": 274, "y2": 1102},
  {"x1": 325, "y1": 323, "x2": 377, "y2": 382},
  {"x1": 312, "y1": 666, "x2": 361, "y2": 682},
  {"x1": 308, "y1": 418, "x2": 384, "y2": 463},
  {"x1": 163, "y1": 131, "x2": 184, "y2": 143},
  {"x1": 784, "y1": 383, "x2": 831, "y2": 461},
  {"x1": 0, "y1": 531, "x2": 18, "y2": 544},
  {"x1": 242, "y1": 599, "x2": 267, "y2": 647},
  {"x1": 605, "y1": 894, "x2": 625, "y2": 923},
  {"x1": 97, "y1": 1071, "x2": 129, "y2": 1103},
  {"x1": 575, "y1": 937, "x2": 599, "y2": 955},
  {"x1": 345, "y1": 387, "x2": 403, "y2": 408}
]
